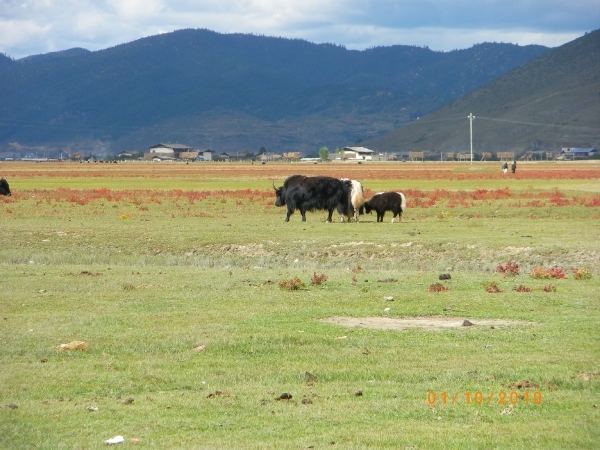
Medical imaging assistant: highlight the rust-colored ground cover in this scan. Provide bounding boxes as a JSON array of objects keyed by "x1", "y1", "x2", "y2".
[{"x1": 2, "y1": 161, "x2": 599, "y2": 180}]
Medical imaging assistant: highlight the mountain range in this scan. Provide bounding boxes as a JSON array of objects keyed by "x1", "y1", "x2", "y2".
[
  {"x1": 0, "y1": 28, "x2": 550, "y2": 158},
  {"x1": 364, "y1": 29, "x2": 600, "y2": 155}
]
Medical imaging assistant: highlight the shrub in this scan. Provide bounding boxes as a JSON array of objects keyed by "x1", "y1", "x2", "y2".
[
  {"x1": 310, "y1": 272, "x2": 328, "y2": 285},
  {"x1": 571, "y1": 267, "x2": 592, "y2": 280},
  {"x1": 428, "y1": 283, "x2": 449, "y2": 292},
  {"x1": 543, "y1": 284, "x2": 557, "y2": 292},
  {"x1": 279, "y1": 277, "x2": 305, "y2": 291},
  {"x1": 351, "y1": 265, "x2": 364, "y2": 273},
  {"x1": 497, "y1": 261, "x2": 519, "y2": 276},
  {"x1": 485, "y1": 281, "x2": 504, "y2": 293},
  {"x1": 530, "y1": 266, "x2": 566, "y2": 279},
  {"x1": 514, "y1": 284, "x2": 532, "y2": 292}
]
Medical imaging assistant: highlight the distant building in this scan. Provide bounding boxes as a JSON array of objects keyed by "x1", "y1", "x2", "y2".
[
  {"x1": 214, "y1": 152, "x2": 231, "y2": 161},
  {"x1": 341, "y1": 146, "x2": 375, "y2": 160},
  {"x1": 571, "y1": 148, "x2": 596, "y2": 157},
  {"x1": 144, "y1": 143, "x2": 212, "y2": 161},
  {"x1": 560, "y1": 147, "x2": 597, "y2": 160}
]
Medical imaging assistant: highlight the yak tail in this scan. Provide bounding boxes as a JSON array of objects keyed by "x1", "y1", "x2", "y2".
[{"x1": 398, "y1": 192, "x2": 407, "y2": 210}]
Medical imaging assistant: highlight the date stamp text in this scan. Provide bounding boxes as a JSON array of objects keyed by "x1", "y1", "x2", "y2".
[{"x1": 427, "y1": 391, "x2": 543, "y2": 405}]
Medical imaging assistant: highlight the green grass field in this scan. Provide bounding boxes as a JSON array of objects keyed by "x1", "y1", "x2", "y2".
[{"x1": 1, "y1": 161, "x2": 599, "y2": 449}]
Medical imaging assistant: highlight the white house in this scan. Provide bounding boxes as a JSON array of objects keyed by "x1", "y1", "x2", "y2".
[
  {"x1": 341, "y1": 146, "x2": 375, "y2": 160},
  {"x1": 145, "y1": 143, "x2": 212, "y2": 161}
]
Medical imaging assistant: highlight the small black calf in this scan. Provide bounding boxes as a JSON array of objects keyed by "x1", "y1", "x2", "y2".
[{"x1": 362, "y1": 191, "x2": 406, "y2": 223}]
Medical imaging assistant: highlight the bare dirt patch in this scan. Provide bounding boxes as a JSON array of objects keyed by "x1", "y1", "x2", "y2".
[{"x1": 321, "y1": 316, "x2": 534, "y2": 331}]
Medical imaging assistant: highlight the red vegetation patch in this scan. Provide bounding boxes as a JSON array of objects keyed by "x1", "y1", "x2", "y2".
[
  {"x1": 571, "y1": 267, "x2": 592, "y2": 280},
  {"x1": 4, "y1": 162, "x2": 599, "y2": 211},
  {"x1": 279, "y1": 277, "x2": 305, "y2": 291},
  {"x1": 497, "y1": 261, "x2": 520, "y2": 276},
  {"x1": 530, "y1": 266, "x2": 566, "y2": 279},
  {"x1": 428, "y1": 283, "x2": 449, "y2": 292},
  {"x1": 514, "y1": 284, "x2": 533, "y2": 292},
  {"x1": 485, "y1": 281, "x2": 504, "y2": 293},
  {"x1": 311, "y1": 272, "x2": 328, "y2": 285}
]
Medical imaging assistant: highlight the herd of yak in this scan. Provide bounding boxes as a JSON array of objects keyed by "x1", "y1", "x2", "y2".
[
  {"x1": 1, "y1": 176, "x2": 406, "y2": 223},
  {"x1": 273, "y1": 174, "x2": 406, "y2": 223}
]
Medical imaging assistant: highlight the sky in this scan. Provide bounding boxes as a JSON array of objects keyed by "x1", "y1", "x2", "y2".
[{"x1": 1, "y1": 0, "x2": 598, "y2": 59}]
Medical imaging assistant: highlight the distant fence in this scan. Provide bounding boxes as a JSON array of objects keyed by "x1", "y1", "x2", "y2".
[
  {"x1": 519, "y1": 153, "x2": 535, "y2": 161},
  {"x1": 446, "y1": 153, "x2": 455, "y2": 161},
  {"x1": 497, "y1": 152, "x2": 515, "y2": 161},
  {"x1": 409, "y1": 151, "x2": 425, "y2": 161},
  {"x1": 481, "y1": 152, "x2": 492, "y2": 161},
  {"x1": 457, "y1": 153, "x2": 469, "y2": 161},
  {"x1": 282, "y1": 152, "x2": 300, "y2": 160}
]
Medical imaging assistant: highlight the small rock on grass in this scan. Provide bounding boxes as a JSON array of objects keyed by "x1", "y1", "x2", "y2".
[{"x1": 104, "y1": 435, "x2": 125, "y2": 445}]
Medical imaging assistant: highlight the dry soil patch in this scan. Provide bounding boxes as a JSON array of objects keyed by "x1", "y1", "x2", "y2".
[{"x1": 321, "y1": 316, "x2": 534, "y2": 331}]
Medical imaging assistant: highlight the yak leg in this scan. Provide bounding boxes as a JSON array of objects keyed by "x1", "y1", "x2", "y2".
[
  {"x1": 285, "y1": 206, "x2": 294, "y2": 222},
  {"x1": 300, "y1": 208, "x2": 307, "y2": 222},
  {"x1": 326, "y1": 208, "x2": 334, "y2": 223}
]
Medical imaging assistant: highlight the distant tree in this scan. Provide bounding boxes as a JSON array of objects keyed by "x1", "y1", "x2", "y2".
[
  {"x1": 319, "y1": 146, "x2": 329, "y2": 161},
  {"x1": 258, "y1": 146, "x2": 267, "y2": 154}
]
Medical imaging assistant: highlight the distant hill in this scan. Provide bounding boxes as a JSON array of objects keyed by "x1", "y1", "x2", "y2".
[
  {"x1": 0, "y1": 29, "x2": 550, "y2": 157},
  {"x1": 364, "y1": 29, "x2": 600, "y2": 156}
]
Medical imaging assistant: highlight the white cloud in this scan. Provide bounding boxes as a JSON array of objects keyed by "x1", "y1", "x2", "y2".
[{"x1": 0, "y1": 0, "x2": 597, "y2": 58}]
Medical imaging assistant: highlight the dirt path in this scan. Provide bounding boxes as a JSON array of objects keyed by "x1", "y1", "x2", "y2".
[{"x1": 321, "y1": 316, "x2": 534, "y2": 331}]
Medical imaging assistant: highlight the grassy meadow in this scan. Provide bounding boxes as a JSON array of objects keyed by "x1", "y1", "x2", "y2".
[{"x1": 1, "y1": 161, "x2": 599, "y2": 449}]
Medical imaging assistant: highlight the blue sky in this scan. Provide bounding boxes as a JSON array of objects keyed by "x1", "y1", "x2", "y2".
[{"x1": 1, "y1": 0, "x2": 598, "y2": 59}]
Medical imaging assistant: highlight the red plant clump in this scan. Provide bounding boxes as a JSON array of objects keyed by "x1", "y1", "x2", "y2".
[
  {"x1": 530, "y1": 266, "x2": 566, "y2": 279},
  {"x1": 497, "y1": 261, "x2": 520, "y2": 276},
  {"x1": 428, "y1": 283, "x2": 449, "y2": 292},
  {"x1": 485, "y1": 281, "x2": 504, "y2": 293},
  {"x1": 514, "y1": 284, "x2": 532, "y2": 292},
  {"x1": 543, "y1": 284, "x2": 557, "y2": 292},
  {"x1": 311, "y1": 272, "x2": 328, "y2": 285},
  {"x1": 571, "y1": 267, "x2": 592, "y2": 280},
  {"x1": 278, "y1": 277, "x2": 305, "y2": 291}
]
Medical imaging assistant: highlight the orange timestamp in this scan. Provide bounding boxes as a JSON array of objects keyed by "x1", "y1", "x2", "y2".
[{"x1": 427, "y1": 391, "x2": 543, "y2": 405}]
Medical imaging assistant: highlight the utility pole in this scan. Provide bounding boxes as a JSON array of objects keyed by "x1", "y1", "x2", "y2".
[{"x1": 468, "y1": 113, "x2": 476, "y2": 165}]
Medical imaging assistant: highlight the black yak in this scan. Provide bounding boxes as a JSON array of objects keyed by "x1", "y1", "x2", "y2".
[
  {"x1": 274, "y1": 175, "x2": 351, "y2": 222},
  {"x1": 0, "y1": 178, "x2": 11, "y2": 196}
]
